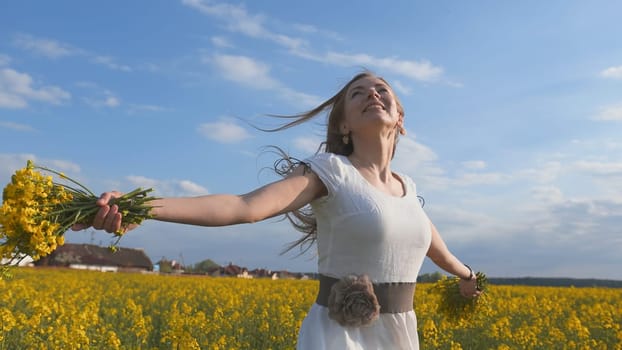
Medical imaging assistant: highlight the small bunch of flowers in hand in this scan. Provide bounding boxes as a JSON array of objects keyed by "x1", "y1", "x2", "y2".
[
  {"x1": 431, "y1": 271, "x2": 489, "y2": 322},
  {"x1": 1, "y1": 160, "x2": 156, "y2": 278}
]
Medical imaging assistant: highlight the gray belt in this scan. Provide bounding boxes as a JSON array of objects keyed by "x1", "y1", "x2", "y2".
[{"x1": 315, "y1": 274, "x2": 416, "y2": 314}]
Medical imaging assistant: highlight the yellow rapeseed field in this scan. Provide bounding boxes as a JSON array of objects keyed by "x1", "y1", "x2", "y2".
[{"x1": 1, "y1": 268, "x2": 620, "y2": 349}]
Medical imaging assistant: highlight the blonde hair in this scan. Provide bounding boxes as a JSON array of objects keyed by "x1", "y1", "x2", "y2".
[
  {"x1": 268, "y1": 71, "x2": 405, "y2": 254},
  {"x1": 269, "y1": 71, "x2": 404, "y2": 157}
]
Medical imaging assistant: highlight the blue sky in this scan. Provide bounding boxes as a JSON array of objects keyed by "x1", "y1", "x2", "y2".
[{"x1": 1, "y1": 1, "x2": 621, "y2": 279}]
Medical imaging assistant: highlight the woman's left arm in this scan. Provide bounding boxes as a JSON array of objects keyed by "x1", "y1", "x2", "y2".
[{"x1": 426, "y1": 221, "x2": 481, "y2": 298}]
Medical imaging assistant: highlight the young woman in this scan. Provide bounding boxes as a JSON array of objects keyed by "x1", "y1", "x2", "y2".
[{"x1": 84, "y1": 71, "x2": 481, "y2": 349}]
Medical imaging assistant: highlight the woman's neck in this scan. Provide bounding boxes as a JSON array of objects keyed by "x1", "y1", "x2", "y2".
[{"x1": 348, "y1": 138, "x2": 394, "y2": 183}]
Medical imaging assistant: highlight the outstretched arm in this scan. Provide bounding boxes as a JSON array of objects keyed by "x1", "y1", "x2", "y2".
[
  {"x1": 90, "y1": 165, "x2": 326, "y2": 233},
  {"x1": 426, "y1": 221, "x2": 481, "y2": 297}
]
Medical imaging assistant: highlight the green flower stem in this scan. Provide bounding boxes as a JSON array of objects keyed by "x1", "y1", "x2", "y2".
[{"x1": 35, "y1": 165, "x2": 96, "y2": 197}]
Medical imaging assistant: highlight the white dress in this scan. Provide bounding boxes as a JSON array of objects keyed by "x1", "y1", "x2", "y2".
[{"x1": 296, "y1": 153, "x2": 432, "y2": 350}]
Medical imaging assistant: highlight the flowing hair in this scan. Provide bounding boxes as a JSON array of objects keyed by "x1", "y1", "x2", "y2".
[{"x1": 264, "y1": 71, "x2": 406, "y2": 255}]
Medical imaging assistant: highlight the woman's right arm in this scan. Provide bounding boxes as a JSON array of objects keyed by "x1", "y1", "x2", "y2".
[{"x1": 91, "y1": 165, "x2": 326, "y2": 233}]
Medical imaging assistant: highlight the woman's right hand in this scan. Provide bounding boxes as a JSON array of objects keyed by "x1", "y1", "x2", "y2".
[{"x1": 72, "y1": 191, "x2": 139, "y2": 234}]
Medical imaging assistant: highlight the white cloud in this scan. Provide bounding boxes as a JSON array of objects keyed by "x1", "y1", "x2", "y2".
[
  {"x1": 104, "y1": 96, "x2": 120, "y2": 107},
  {"x1": 78, "y1": 84, "x2": 121, "y2": 109},
  {"x1": 126, "y1": 175, "x2": 209, "y2": 197},
  {"x1": 0, "y1": 54, "x2": 10, "y2": 66},
  {"x1": 184, "y1": 0, "x2": 442, "y2": 83},
  {"x1": 392, "y1": 136, "x2": 451, "y2": 190},
  {"x1": 178, "y1": 180, "x2": 209, "y2": 195},
  {"x1": 319, "y1": 52, "x2": 444, "y2": 82},
  {"x1": 211, "y1": 36, "x2": 234, "y2": 48},
  {"x1": 0, "y1": 153, "x2": 35, "y2": 180},
  {"x1": 451, "y1": 160, "x2": 511, "y2": 186},
  {"x1": 452, "y1": 172, "x2": 510, "y2": 187},
  {"x1": 419, "y1": 172, "x2": 622, "y2": 279},
  {"x1": 91, "y1": 55, "x2": 132, "y2": 72},
  {"x1": 393, "y1": 136, "x2": 442, "y2": 175},
  {"x1": 292, "y1": 49, "x2": 445, "y2": 83},
  {"x1": 425, "y1": 204, "x2": 497, "y2": 242},
  {"x1": 292, "y1": 23, "x2": 343, "y2": 41},
  {"x1": 197, "y1": 118, "x2": 251, "y2": 143},
  {"x1": 600, "y1": 65, "x2": 622, "y2": 79},
  {"x1": 572, "y1": 160, "x2": 622, "y2": 176},
  {"x1": 125, "y1": 175, "x2": 159, "y2": 189},
  {"x1": 571, "y1": 138, "x2": 622, "y2": 152},
  {"x1": 293, "y1": 136, "x2": 322, "y2": 154},
  {"x1": 182, "y1": 0, "x2": 306, "y2": 52},
  {"x1": 127, "y1": 103, "x2": 166, "y2": 114},
  {"x1": 14, "y1": 33, "x2": 132, "y2": 72},
  {"x1": 13, "y1": 33, "x2": 77, "y2": 58},
  {"x1": 212, "y1": 54, "x2": 278, "y2": 89},
  {"x1": 517, "y1": 161, "x2": 562, "y2": 184},
  {"x1": 476, "y1": 196, "x2": 622, "y2": 279},
  {"x1": 445, "y1": 80, "x2": 464, "y2": 88},
  {"x1": 0, "y1": 92, "x2": 26, "y2": 109},
  {"x1": 0, "y1": 154, "x2": 81, "y2": 185},
  {"x1": 209, "y1": 54, "x2": 320, "y2": 107},
  {"x1": 0, "y1": 121, "x2": 36, "y2": 132},
  {"x1": 79, "y1": 86, "x2": 162, "y2": 114},
  {"x1": 271, "y1": 34, "x2": 306, "y2": 52},
  {"x1": 292, "y1": 23, "x2": 317, "y2": 34},
  {"x1": 182, "y1": 0, "x2": 266, "y2": 36},
  {"x1": 530, "y1": 185, "x2": 564, "y2": 203},
  {"x1": 527, "y1": 198, "x2": 622, "y2": 245},
  {"x1": 0, "y1": 68, "x2": 71, "y2": 109},
  {"x1": 278, "y1": 88, "x2": 322, "y2": 107},
  {"x1": 44, "y1": 159, "x2": 81, "y2": 174},
  {"x1": 391, "y1": 80, "x2": 412, "y2": 95},
  {"x1": 461, "y1": 160, "x2": 487, "y2": 170},
  {"x1": 84, "y1": 94, "x2": 121, "y2": 109},
  {"x1": 593, "y1": 105, "x2": 622, "y2": 121}
]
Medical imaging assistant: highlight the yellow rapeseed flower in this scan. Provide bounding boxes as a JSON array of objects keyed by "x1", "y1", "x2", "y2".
[
  {"x1": 431, "y1": 271, "x2": 489, "y2": 323},
  {"x1": 1, "y1": 269, "x2": 621, "y2": 348},
  {"x1": 1, "y1": 161, "x2": 157, "y2": 278}
]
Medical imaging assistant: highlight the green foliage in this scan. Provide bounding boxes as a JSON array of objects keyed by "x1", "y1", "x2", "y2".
[
  {"x1": 190, "y1": 259, "x2": 220, "y2": 274},
  {"x1": 157, "y1": 259, "x2": 173, "y2": 273},
  {"x1": 417, "y1": 271, "x2": 444, "y2": 283}
]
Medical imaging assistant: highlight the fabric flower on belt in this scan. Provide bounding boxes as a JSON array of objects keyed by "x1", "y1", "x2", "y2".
[{"x1": 327, "y1": 274, "x2": 380, "y2": 327}]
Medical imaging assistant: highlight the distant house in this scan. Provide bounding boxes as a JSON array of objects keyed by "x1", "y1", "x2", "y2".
[
  {"x1": 206, "y1": 263, "x2": 251, "y2": 278},
  {"x1": 250, "y1": 268, "x2": 273, "y2": 278},
  {"x1": 156, "y1": 259, "x2": 185, "y2": 274},
  {"x1": 272, "y1": 270, "x2": 309, "y2": 280},
  {"x1": 223, "y1": 263, "x2": 244, "y2": 277},
  {"x1": 34, "y1": 243, "x2": 153, "y2": 273},
  {"x1": 237, "y1": 270, "x2": 253, "y2": 279},
  {"x1": 275, "y1": 270, "x2": 298, "y2": 279},
  {"x1": 1, "y1": 255, "x2": 34, "y2": 267}
]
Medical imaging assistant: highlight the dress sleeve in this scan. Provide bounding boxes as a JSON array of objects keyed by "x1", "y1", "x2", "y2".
[
  {"x1": 303, "y1": 153, "x2": 345, "y2": 197},
  {"x1": 396, "y1": 172, "x2": 426, "y2": 207}
]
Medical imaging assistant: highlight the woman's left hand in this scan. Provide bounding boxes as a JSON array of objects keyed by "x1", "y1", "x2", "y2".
[{"x1": 459, "y1": 277, "x2": 482, "y2": 298}]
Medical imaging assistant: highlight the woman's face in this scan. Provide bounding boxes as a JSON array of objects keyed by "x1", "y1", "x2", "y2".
[{"x1": 342, "y1": 75, "x2": 403, "y2": 136}]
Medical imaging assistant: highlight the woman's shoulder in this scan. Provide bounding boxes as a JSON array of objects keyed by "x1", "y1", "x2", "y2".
[
  {"x1": 394, "y1": 171, "x2": 418, "y2": 193},
  {"x1": 305, "y1": 152, "x2": 348, "y2": 168},
  {"x1": 306, "y1": 152, "x2": 345, "y2": 161},
  {"x1": 303, "y1": 152, "x2": 350, "y2": 185}
]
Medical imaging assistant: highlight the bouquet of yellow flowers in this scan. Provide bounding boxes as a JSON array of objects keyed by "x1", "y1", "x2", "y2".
[
  {"x1": 431, "y1": 271, "x2": 489, "y2": 322},
  {"x1": 0, "y1": 160, "x2": 156, "y2": 275}
]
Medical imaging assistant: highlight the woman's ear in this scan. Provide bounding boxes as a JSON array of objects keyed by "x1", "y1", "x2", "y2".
[{"x1": 340, "y1": 122, "x2": 349, "y2": 135}]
